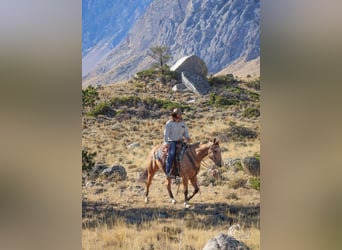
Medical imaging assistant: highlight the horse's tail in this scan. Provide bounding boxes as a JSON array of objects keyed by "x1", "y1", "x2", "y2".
[
  {"x1": 137, "y1": 153, "x2": 154, "y2": 183},
  {"x1": 137, "y1": 168, "x2": 148, "y2": 183},
  {"x1": 137, "y1": 145, "x2": 160, "y2": 183}
]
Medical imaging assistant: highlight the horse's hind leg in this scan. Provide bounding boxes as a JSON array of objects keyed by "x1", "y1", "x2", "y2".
[
  {"x1": 166, "y1": 178, "x2": 176, "y2": 204},
  {"x1": 186, "y1": 176, "x2": 199, "y2": 202},
  {"x1": 145, "y1": 163, "x2": 157, "y2": 203},
  {"x1": 144, "y1": 174, "x2": 153, "y2": 203},
  {"x1": 182, "y1": 177, "x2": 190, "y2": 206}
]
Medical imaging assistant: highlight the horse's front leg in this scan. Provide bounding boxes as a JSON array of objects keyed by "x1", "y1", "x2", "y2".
[
  {"x1": 187, "y1": 176, "x2": 199, "y2": 202},
  {"x1": 166, "y1": 177, "x2": 176, "y2": 204}
]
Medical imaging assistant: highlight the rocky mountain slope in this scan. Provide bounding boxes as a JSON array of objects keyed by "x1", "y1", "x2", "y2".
[
  {"x1": 82, "y1": 0, "x2": 260, "y2": 86},
  {"x1": 82, "y1": 0, "x2": 153, "y2": 76},
  {"x1": 215, "y1": 56, "x2": 260, "y2": 79}
]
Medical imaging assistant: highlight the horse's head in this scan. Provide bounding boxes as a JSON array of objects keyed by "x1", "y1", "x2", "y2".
[{"x1": 208, "y1": 138, "x2": 223, "y2": 167}]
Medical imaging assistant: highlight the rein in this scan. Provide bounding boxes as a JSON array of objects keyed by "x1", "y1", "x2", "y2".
[{"x1": 187, "y1": 143, "x2": 214, "y2": 172}]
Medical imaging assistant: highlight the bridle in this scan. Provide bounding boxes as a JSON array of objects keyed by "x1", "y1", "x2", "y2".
[{"x1": 208, "y1": 143, "x2": 222, "y2": 167}]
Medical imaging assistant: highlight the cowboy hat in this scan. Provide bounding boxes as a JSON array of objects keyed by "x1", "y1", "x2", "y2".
[{"x1": 171, "y1": 108, "x2": 182, "y2": 115}]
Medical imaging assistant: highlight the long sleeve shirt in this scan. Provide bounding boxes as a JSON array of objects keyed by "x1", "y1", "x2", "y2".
[{"x1": 163, "y1": 120, "x2": 190, "y2": 143}]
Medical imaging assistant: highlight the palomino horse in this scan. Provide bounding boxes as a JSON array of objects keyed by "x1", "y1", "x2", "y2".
[{"x1": 141, "y1": 138, "x2": 223, "y2": 207}]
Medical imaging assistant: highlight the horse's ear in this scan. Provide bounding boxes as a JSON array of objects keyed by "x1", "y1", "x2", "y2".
[{"x1": 213, "y1": 138, "x2": 220, "y2": 145}]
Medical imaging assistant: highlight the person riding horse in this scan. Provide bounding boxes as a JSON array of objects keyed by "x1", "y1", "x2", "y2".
[{"x1": 163, "y1": 108, "x2": 191, "y2": 177}]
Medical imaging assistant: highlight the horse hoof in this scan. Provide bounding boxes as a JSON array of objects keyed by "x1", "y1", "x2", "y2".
[
  {"x1": 171, "y1": 199, "x2": 176, "y2": 204},
  {"x1": 145, "y1": 197, "x2": 149, "y2": 203},
  {"x1": 184, "y1": 202, "x2": 191, "y2": 208}
]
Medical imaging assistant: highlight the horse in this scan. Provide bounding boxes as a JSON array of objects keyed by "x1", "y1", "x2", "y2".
[{"x1": 140, "y1": 138, "x2": 223, "y2": 207}]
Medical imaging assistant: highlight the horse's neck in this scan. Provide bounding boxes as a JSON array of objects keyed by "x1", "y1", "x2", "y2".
[{"x1": 194, "y1": 144, "x2": 210, "y2": 162}]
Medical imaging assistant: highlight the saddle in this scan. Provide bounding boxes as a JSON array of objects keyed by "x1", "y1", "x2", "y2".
[
  {"x1": 172, "y1": 141, "x2": 188, "y2": 176},
  {"x1": 154, "y1": 142, "x2": 188, "y2": 177}
]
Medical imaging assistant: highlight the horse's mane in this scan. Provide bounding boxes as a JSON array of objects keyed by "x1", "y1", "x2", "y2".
[{"x1": 188, "y1": 141, "x2": 201, "y2": 149}]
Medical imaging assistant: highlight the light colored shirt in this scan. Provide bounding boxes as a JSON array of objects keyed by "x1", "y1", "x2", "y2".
[{"x1": 164, "y1": 120, "x2": 190, "y2": 143}]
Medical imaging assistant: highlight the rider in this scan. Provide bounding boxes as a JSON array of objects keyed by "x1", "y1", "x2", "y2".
[{"x1": 163, "y1": 108, "x2": 191, "y2": 177}]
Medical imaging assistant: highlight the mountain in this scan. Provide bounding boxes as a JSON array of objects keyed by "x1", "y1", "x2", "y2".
[
  {"x1": 215, "y1": 56, "x2": 260, "y2": 79},
  {"x1": 82, "y1": 0, "x2": 153, "y2": 76},
  {"x1": 82, "y1": 0, "x2": 260, "y2": 86}
]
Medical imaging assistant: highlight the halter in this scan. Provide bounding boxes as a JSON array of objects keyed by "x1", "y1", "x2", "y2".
[{"x1": 208, "y1": 142, "x2": 221, "y2": 167}]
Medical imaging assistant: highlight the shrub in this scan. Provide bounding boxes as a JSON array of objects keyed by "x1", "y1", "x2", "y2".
[
  {"x1": 243, "y1": 106, "x2": 260, "y2": 118},
  {"x1": 254, "y1": 152, "x2": 260, "y2": 161},
  {"x1": 250, "y1": 177, "x2": 260, "y2": 191},
  {"x1": 208, "y1": 74, "x2": 239, "y2": 87},
  {"x1": 228, "y1": 124, "x2": 258, "y2": 141},
  {"x1": 136, "y1": 68, "x2": 157, "y2": 79},
  {"x1": 110, "y1": 96, "x2": 141, "y2": 106},
  {"x1": 82, "y1": 149, "x2": 96, "y2": 172},
  {"x1": 229, "y1": 177, "x2": 247, "y2": 189},
  {"x1": 246, "y1": 78, "x2": 260, "y2": 91},
  {"x1": 87, "y1": 102, "x2": 113, "y2": 116},
  {"x1": 82, "y1": 85, "x2": 99, "y2": 108},
  {"x1": 209, "y1": 94, "x2": 239, "y2": 107},
  {"x1": 109, "y1": 96, "x2": 190, "y2": 112}
]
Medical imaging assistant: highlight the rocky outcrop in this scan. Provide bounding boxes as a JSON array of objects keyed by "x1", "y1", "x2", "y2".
[
  {"x1": 171, "y1": 55, "x2": 208, "y2": 77},
  {"x1": 100, "y1": 165, "x2": 127, "y2": 181},
  {"x1": 242, "y1": 157, "x2": 260, "y2": 176},
  {"x1": 181, "y1": 71, "x2": 210, "y2": 95},
  {"x1": 170, "y1": 55, "x2": 210, "y2": 95}
]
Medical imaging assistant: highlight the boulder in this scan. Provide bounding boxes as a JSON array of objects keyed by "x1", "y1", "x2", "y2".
[
  {"x1": 172, "y1": 83, "x2": 189, "y2": 92},
  {"x1": 202, "y1": 232, "x2": 250, "y2": 250},
  {"x1": 242, "y1": 157, "x2": 260, "y2": 176},
  {"x1": 100, "y1": 165, "x2": 127, "y2": 181},
  {"x1": 170, "y1": 55, "x2": 208, "y2": 77},
  {"x1": 182, "y1": 71, "x2": 211, "y2": 95}
]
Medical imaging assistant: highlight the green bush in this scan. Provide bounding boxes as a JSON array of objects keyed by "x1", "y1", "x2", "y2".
[
  {"x1": 87, "y1": 102, "x2": 111, "y2": 116},
  {"x1": 243, "y1": 106, "x2": 260, "y2": 118},
  {"x1": 254, "y1": 152, "x2": 260, "y2": 161},
  {"x1": 110, "y1": 96, "x2": 141, "y2": 106},
  {"x1": 246, "y1": 78, "x2": 261, "y2": 91},
  {"x1": 82, "y1": 85, "x2": 99, "y2": 108},
  {"x1": 82, "y1": 149, "x2": 96, "y2": 172},
  {"x1": 228, "y1": 124, "x2": 258, "y2": 141},
  {"x1": 208, "y1": 74, "x2": 239, "y2": 87},
  {"x1": 250, "y1": 177, "x2": 260, "y2": 191},
  {"x1": 136, "y1": 68, "x2": 157, "y2": 79},
  {"x1": 109, "y1": 96, "x2": 190, "y2": 112},
  {"x1": 209, "y1": 94, "x2": 239, "y2": 107}
]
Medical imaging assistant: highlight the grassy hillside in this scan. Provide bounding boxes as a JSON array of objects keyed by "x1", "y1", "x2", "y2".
[{"x1": 82, "y1": 72, "x2": 260, "y2": 249}]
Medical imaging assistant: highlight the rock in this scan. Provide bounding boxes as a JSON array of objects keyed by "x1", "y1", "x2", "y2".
[
  {"x1": 181, "y1": 71, "x2": 211, "y2": 95},
  {"x1": 127, "y1": 142, "x2": 140, "y2": 149},
  {"x1": 85, "y1": 181, "x2": 95, "y2": 187},
  {"x1": 202, "y1": 232, "x2": 250, "y2": 250},
  {"x1": 172, "y1": 83, "x2": 189, "y2": 92},
  {"x1": 100, "y1": 165, "x2": 127, "y2": 181},
  {"x1": 89, "y1": 163, "x2": 109, "y2": 180},
  {"x1": 170, "y1": 55, "x2": 208, "y2": 77},
  {"x1": 242, "y1": 157, "x2": 260, "y2": 176}
]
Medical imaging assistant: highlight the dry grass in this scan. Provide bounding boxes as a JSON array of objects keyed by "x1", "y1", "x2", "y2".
[
  {"x1": 82, "y1": 78, "x2": 260, "y2": 249},
  {"x1": 83, "y1": 221, "x2": 260, "y2": 250}
]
